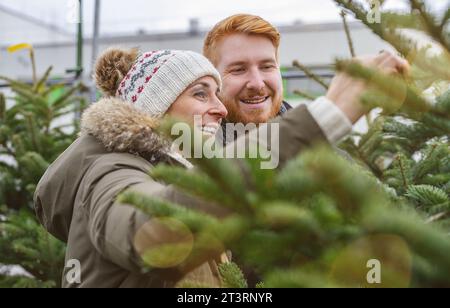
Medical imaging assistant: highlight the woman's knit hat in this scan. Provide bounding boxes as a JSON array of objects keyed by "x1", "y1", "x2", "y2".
[{"x1": 94, "y1": 48, "x2": 221, "y2": 117}]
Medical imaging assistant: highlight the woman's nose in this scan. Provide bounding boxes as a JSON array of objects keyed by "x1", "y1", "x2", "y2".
[{"x1": 211, "y1": 96, "x2": 228, "y2": 118}]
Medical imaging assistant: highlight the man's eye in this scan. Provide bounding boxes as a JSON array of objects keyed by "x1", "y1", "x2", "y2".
[
  {"x1": 231, "y1": 68, "x2": 245, "y2": 74},
  {"x1": 261, "y1": 65, "x2": 275, "y2": 70}
]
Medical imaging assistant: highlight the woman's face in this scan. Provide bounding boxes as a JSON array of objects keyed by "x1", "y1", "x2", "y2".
[{"x1": 167, "y1": 76, "x2": 228, "y2": 136}]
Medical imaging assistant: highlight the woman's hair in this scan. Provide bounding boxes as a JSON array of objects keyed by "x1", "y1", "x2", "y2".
[
  {"x1": 203, "y1": 14, "x2": 281, "y2": 65},
  {"x1": 94, "y1": 47, "x2": 139, "y2": 97}
]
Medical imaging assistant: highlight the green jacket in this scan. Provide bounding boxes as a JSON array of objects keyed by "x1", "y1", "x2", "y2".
[{"x1": 34, "y1": 97, "x2": 327, "y2": 288}]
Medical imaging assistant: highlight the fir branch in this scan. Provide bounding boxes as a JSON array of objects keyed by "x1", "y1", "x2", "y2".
[
  {"x1": 293, "y1": 90, "x2": 315, "y2": 100},
  {"x1": 412, "y1": 143, "x2": 438, "y2": 182},
  {"x1": 409, "y1": 0, "x2": 450, "y2": 53},
  {"x1": 397, "y1": 155, "x2": 410, "y2": 190},
  {"x1": 406, "y1": 185, "x2": 449, "y2": 209},
  {"x1": 0, "y1": 76, "x2": 34, "y2": 92},
  {"x1": 363, "y1": 207, "x2": 450, "y2": 275},
  {"x1": 218, "y1": 262, "x2": 248, "y2": 288},
  {"x1": 51, "y1": 84, "x2": 82, "y2": 110},
  {"x1": 33, "y1": 66, "x2": 53, "y2": 93},
  {"x1": 150, "y1": 164, "x2": 238, "y2": 212},
  {"x1": 24, "y1": 113, "x2": 41, "y2": 153},
  {"x1": 0, "y1": 92, "x2": 5, "y2": 120},
  {"x1": 334, "y1": 0, "x2": 389, "y2": 49},
  {"x1": 29, "y1": 49, "x2": 37, "y2": 86},
  {"x1": 334, "y1": 1, "x2": 430, "y2": 57},
  {"x1": 426, "y1": 211, "x2": 450, "y2": 224},
  {"x1": 335, "y1": 59, "x2": 450, "y2": 120},
  {"x1": 118, "y1": 191, "x2": 219, "y2": 232},
  {"x1": 256, "y1": 202, "x2": 320, "y2": 234},
  {"x1": 194, "y1": 157, "x2": 253, "y2": 211},
  {"x1": 41, "y1": 83, "x2": 66, "y2": 98},
  {"x1": 335, "y1": 0, "x2": 450, "y2": 81},
  {"x1": 292, "y1": 60, "x2": 329, "y2": 90},
  {"x1": 440, "y1": 6, "x2": 450, "y2": 30},
  {"x1": 340, "y1": 10, "x2": 356, "y2": 57}
]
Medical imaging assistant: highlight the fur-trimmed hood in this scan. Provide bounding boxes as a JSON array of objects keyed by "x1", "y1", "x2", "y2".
[{"x1": 80, "y1": 97, "x2": 171, "y2": 164}]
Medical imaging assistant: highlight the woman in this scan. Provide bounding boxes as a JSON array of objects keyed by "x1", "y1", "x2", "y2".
[
  {"x1": 34, "y1": 48, "x2": 232, "y2": 288},
  {"x1": 34, "y1": 47, "x2": 331, "y2": 288}
]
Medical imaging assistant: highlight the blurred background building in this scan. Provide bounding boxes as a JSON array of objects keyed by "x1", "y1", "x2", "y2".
[
  {"x1": 0, "y1": 0, "x2": 444, "y2": 133},
  {"x1": 1, "y1": 0, "x2": 413, "y2": 100}
]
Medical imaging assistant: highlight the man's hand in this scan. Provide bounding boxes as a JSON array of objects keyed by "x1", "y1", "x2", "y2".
[{"x1": 326, "y1": 51, "x2": 410, "y2": 124}]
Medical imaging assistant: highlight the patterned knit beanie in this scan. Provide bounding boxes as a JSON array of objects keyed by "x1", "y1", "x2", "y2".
[{"x1": 94, "y1": 48, "x2": 221, "y2": 117}]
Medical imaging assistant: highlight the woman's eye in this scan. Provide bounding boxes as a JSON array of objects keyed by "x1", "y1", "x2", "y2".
[{"x1": 195, "y1": 92, "x2": 207, "y2": 99}]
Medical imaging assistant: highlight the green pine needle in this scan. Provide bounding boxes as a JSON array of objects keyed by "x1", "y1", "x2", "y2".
[{"x1": 218, "y1": 262, "x2": 248, "y2": 288}]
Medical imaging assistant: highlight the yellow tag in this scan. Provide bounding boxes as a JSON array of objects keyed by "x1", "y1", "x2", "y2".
[{"x1": 7, "y1": 43, "x2": 33, "y2": 53}]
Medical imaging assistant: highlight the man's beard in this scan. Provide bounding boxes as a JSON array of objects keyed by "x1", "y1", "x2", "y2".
[{"x1": 220, "y1": 94, "x2": 283, "y2": 125}]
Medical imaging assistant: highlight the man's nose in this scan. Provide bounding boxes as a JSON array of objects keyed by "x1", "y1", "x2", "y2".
[{"x1": 246, "y1": 68, "x2": 265, "y2": 91}]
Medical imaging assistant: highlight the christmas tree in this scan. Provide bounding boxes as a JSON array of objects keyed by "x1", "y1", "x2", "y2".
[
  {"x1": 0, "y1": 48, "x2": 86, "y2": 287},
  {"x1": 334, "y1": 0, "x2": 450, "y2": 227},
  {"x1": 120, "y1": 0, "x2": 450, "y2": 287}
]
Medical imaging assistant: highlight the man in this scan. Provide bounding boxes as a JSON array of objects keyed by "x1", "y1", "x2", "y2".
[
  {"x1": 203, "y1": 14, "x2": 409, "y2": 145},
  {"x1": 203, "y1": 14, "x2": 410, "y2": 285}
]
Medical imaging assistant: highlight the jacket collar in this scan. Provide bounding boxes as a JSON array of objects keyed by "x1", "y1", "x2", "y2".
[{"x1": 80, "y1": 97, "x2": 175, "y2": 165}]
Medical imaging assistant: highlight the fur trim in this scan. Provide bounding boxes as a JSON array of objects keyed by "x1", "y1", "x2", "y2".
[{"x1": 80, "y1": 97, "x2": 170, "y2": 163}]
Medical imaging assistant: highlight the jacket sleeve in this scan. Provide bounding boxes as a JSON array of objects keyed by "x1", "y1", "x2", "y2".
[
  {"x1": 227, "y1": 104, "x2": 329, "y2": 169},
  {"x1": 80, "y1": 155, "x2": 152, "y2": 272},
  {"x1": 83, "y1": 153, "x2": 229, "y2": 273}
]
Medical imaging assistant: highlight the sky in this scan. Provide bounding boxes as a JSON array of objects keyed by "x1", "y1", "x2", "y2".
[{"x1": 0, "y1": 0, "x2": 448, "y2": 39}]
